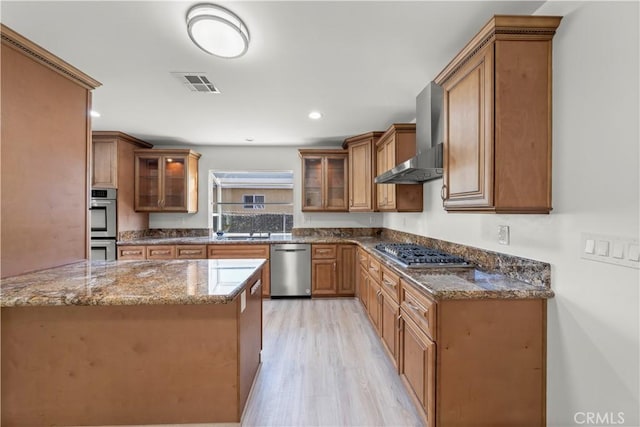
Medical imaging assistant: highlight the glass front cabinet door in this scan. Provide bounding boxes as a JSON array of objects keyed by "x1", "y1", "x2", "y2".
[
  {"x1": 134, "y1": 149, "x2": 201, "y2": 213},
  {"x1": 299, "y1": 150, "x2": 348, "y2": 212}
]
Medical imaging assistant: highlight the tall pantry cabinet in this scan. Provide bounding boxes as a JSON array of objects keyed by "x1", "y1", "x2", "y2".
[{"x1": 1, "y1": 24, "x2": 100, "y2": 278}]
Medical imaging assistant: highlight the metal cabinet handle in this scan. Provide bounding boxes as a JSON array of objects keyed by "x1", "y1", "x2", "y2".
[
  {"x1": 397, "y1": 314, "x2": 403, "y2": 331},
  {"x1": 180, "y1": 249, "x2": 202, "y2": 255},
  {"x1": 383, "y1": 278, "x2": 397, "y2": 288},
  {"x1": 406, "y1": 300, "x2": 429, "y2": 326},
  {"x1": 250, "y1": 280, "x2": 262, "y2": 295},
  {"x1": 151, "y1": 250, "x2": 171, "y2": 255},
  {"x1": 441, "y1": 184, "x2": 448, "y2": 207},
  {"x1": 333, "y1": 262, "x2": 336, "y2": 271}
]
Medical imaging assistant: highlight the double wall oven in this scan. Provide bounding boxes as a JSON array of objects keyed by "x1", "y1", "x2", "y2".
[{"x1": 90, "y1": 188, "x2": 117, "y2": 261}]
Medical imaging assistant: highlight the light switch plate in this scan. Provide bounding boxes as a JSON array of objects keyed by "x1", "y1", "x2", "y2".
[{"x1": 581, "y1": 233, "x2": 639, "y2": 269}]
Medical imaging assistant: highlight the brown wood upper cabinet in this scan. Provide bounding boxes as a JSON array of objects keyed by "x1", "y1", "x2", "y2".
[
  {"x1": 93, "y1": 132, "x2": 153, "y2": 236},
  {"x1": 375, "y1": 124, "x2": 423, "y2": 212},
  {"x1": 299, "y1": 149, "x2": 348, "y2": 212},
  {"x1": 343, "y1": 132, "x2": 383, "y2": 212},
  {"x1": 93, "y1": 131, "x2": 153, "y2": 189},
  {"x1": 434, "y1": 15, "x2": 562, "y2": 213},
  {"x1": 134, "y1": 149, "x2": 201, "y2": 213}
]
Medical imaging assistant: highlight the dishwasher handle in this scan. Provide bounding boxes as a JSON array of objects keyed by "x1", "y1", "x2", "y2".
[{"x1": 274, "y1": 248, "x2": 308, "y2": 252}]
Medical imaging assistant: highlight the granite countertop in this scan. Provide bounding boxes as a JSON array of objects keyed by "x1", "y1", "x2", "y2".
[
  {"x1": 118, "y1": 235, "x2": 554, "y2": 300},
  {"x1": 1, "y1": 259, "x2": 266, "y2": 307},
  {"x1": 352, "y1": 240, "x2": 554, "y2": 300}
]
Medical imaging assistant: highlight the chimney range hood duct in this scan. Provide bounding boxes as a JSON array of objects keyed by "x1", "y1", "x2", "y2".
[{"x1": 375, "y1": 81, "x2": 444, "y2": 184}]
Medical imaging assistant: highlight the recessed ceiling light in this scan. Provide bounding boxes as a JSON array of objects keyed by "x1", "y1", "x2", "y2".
[
  {"x1": 308, "y1": 111, "x2": 323, "y2": 120},
  {"x1": 245, "y1": 138, "x2": 255, "y2": 142},
  {"x1": 90, "y1": 110, "x2": 101, "y2": 118}
]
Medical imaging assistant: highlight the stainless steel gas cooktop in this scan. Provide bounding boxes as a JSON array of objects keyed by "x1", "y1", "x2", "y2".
[{"x1": 374, "y1": 243, "x2": 472, "y2": 269}]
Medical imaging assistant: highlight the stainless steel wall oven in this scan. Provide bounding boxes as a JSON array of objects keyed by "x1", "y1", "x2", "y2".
[{"x1": 90, "y1": 188, "x2": 117, "y2": 261}]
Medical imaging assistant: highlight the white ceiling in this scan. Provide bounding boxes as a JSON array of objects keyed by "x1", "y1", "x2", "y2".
[{"x1": 1, "y1": 1, "x2": 544, "y2": 147}]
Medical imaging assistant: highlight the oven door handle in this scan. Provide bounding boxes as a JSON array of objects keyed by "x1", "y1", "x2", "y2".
[{"x1": 91, "y1": 200, "x2": 114, "y2": 208}]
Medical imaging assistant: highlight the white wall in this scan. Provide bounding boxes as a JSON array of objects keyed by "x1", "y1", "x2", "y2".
[
  {"x1": 148, "y1": 3, "x2": 639, "y2": 424},
  {"x1": 148, "y1": 145, "x2": 383, "y2": 230},
  {"x1": 385, "y1": 2, "x2": 640, "y2": 425}
]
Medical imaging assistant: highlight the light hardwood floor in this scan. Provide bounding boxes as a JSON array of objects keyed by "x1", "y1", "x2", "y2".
[{"x1": 242, "y1": 298, "x2": 423, "y2": 427}]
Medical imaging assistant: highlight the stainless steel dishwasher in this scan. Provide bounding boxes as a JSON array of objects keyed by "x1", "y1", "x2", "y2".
[{"x1": 270, "y1": 244, "x2": 311, "y2": 297}]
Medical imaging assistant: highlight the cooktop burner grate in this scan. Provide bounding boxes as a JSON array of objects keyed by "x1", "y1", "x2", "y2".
[{"x1": 374, "y1": 243, "x2": 472, "y2": 268}]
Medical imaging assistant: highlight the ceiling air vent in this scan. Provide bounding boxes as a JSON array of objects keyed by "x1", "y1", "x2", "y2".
[{"x1": 171, "y1": 72, "x2": 220, "y2": 93}]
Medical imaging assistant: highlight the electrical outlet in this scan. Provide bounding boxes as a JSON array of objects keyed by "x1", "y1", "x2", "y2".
[
  {"x1": 498, "y1": 225, "x2": 510, "y2": 245},
  {"x1": 580, "y1": 233, "x2": 639, "y2": 269}
]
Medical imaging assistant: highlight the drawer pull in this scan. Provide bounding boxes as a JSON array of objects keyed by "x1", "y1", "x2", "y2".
[
  {"x1": 122, "y1": 250, "x2": 142, "y2": 255},
  {"x1": 250, "y1": 280, "x2": 262, "y2": 295},
  {"x1": 406, "y1": 301, "x2": 428, "y2": 319},
  {"x1": 383, "y1": 278, "x2": 397, "y2": 288},
  {"x1": 179, "y1": 249, "x2": 202, "y2": 255},
  {"x1": 317, "y1": 249, "x2": 331, "y2": 253},
  {"x1": 151, "y1": 250, "x2": 171, "y2": 255}
]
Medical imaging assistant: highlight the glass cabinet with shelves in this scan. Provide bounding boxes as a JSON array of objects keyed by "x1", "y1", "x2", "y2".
[
  {"x1": 299, "y1": 149, "x2": 348, "y2": 212},
  {"x1": 134, "y1": 149, "x2": 201, "y2": 212}
]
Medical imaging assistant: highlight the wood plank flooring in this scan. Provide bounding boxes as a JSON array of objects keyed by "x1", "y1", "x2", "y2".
[{"x1": 242, "y1": 298, "x2": 423, "y2": 426}]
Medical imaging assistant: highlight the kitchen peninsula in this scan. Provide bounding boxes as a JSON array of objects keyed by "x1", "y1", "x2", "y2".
[{"x1": 1, "y1": 259, "x2": 265, "y2": 426}]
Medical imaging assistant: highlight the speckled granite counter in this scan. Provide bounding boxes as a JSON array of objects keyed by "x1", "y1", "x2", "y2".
[
  {"x1": 0, "y1": 258, "x2": 266, "y2": 307},
  {"x1": 115, "y1": 234, "x2": 553, "y2": 300}
]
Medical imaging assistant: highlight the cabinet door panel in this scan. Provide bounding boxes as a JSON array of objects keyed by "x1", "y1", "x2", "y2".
[
  {"x1": 337, "y1": 245, "x2": 356, "y2": 295},
  {"x1": 380, "y1": 289, "x2": 400, "y2": 369},
  {"x1": 400, "y1": 314, "x2": 435, "y2": 427},
  {"x1": 302, "y1": 157, "x2": 323, "y2": 210},
  {"x1": 312, "y1": 259, "x2": 337, "y2": 296},
  {"x1": 325, "y1": 156, "x2": 348, "y2": 210},
  {"x1": 358, "y1": 265, "x2": 369, "y2": 309},
  {"x1": 162, "y1": 156, "x2": 187, "y2": 210},
  {"x1": 367, "y1": 281, "x2": 381, "y2": 333},
  {"x1": 443, "y1": 45, "x2": 494, "y2": 209},
  {"x1": 92, "y1": 140, "x2": 117, "y2": 188},
  {"x1": 349, "y1": 141, "x2": 372, "y2": 210},
  {"x1": 135, "y1": 156, "x2": 161, "y2": 210}
]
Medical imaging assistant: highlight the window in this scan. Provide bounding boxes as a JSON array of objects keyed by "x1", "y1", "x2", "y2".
[
  {"x1": 243, "y1": 194, "x2": 265, "y2": 210},
  {"x1": 209, "y1": 171, "x2": 293, "y2": 234}
]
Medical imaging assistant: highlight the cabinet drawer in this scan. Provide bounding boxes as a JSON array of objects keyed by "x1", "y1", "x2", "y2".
[
  {"x1": 312, "y1": 244, "x2": 337, "y2": 259},
  {"x1": 146, "y1": 245, "x2": 176, "y2": 260},
  {"x1": 401, "y1": 279, "x2": 437, "y2": 341},
  {"x1": 368, "y1": 257, "x2": 381, "y2": 283},
  {"x1": 176, "y1": 245, "x2": 207, "y2": 259},
  {"x1": 117, "y1": 246, "x2": 146, "y2": 260},
  {"x1": 208, "y1": 244, "x2": 270, "y2": 259},
  {"x1": 357, "y1": 248, "x2": 369, "y2": 267},
  {"x1": 381, "y1": 265, "x2": 400, "y2": 303}
]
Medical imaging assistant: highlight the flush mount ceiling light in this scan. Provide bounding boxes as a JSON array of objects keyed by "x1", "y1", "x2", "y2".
[
  {"x1": 186, "y1": 3, "x2": 250, "y2": 58},
  {"x1": 308, "y1": 111, "x2": 323, "y2": 120}
]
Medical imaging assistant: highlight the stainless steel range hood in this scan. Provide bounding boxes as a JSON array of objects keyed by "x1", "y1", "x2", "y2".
[{"x1": 375, "y1": 81, "x2": 444, "y2": 184}]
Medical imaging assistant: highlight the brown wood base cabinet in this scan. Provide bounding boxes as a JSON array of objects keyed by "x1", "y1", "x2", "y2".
[
  {"x1": 1, "y1": 270, "x2": 263, "y2": 426},
  {"x1": 311, "y1": 244, "x2": 355, "y2": 297},
  {"x1": 358, "y1": 263, "x2": 547, "y2": 426}
]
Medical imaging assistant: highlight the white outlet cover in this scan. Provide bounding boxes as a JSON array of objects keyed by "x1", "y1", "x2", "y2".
[{"x1": 498, "y1": 225, "x2": 510, "y2": 245}]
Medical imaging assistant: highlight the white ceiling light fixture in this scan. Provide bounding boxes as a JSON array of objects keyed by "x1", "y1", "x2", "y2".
[
  {"x1": 90, "y1": 110, "x2": 101, "y2": 118},
  {"x1": 308, "y1": 111, "x2": 323, "y2": 120},
  {"x1": 186, "y1": 3, "x2": 250, "y2": 59}
]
